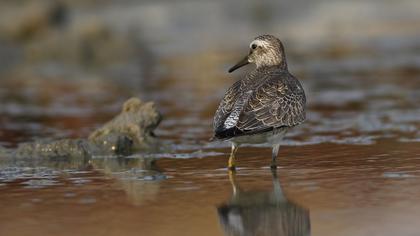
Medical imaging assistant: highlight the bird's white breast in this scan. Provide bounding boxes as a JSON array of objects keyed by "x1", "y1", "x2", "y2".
[{"x1": 230, "y1": 127, "x2": 289, "y2": 145}]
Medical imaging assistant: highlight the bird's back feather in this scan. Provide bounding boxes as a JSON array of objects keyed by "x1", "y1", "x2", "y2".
[{"x1": 213, "y1": 66, "x2": 306, "y2": 140}]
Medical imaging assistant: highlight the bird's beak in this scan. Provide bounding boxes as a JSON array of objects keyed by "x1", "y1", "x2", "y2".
[{"x1": 228, "y1": 55, "x2": 250, "y2": 73}]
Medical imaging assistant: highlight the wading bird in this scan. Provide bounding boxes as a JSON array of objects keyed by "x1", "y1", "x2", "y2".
[{"x1": 213, "y1": 35, "x2": 306, "y2": 170}]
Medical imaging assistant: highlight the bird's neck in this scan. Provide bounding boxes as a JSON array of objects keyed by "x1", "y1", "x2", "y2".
[
  {"x1": 256, "y1": 62, "x2": 288, "y2": 72},
  {"x1": 255, "y1": 55, "x2": 287, "y2": 71}
]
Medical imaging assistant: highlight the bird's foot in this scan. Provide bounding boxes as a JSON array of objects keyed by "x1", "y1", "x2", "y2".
[
  {"x1": 228, "y1": 165, "x2": 236, "y2": 171},
  {"x1": 270, "y1": 164, "x2": 277, "y2": 170}
]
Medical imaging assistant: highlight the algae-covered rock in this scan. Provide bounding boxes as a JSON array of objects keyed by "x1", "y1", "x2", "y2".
[
  {"x1": 14, "y1": 139, "x2": 89, "y2": 159},
  {"x1": 89, "y1": 97, "x2": 162, "y2": 151},
  {"x1": 13, "y1": 134, "x2": 134, "y2": 159},
  {"x1": 10, "y1": 97, "x2": 161, "y2": 159}
]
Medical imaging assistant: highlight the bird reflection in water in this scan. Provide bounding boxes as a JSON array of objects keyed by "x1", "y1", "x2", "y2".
[{"x1": 218, "y1": 170, "x2": 310, "y2": 236}]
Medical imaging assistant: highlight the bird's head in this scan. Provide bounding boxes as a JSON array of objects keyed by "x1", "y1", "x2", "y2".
[{"x1": 228, "y1": 35, "x2": 287, "y2": 73}]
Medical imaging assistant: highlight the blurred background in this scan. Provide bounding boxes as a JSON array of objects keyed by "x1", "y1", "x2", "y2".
[
  {"x1": 0, "y1": 0, "x2": 419, "y2": 148},
  {"x1": 1, "y1": 1, "x2": 420, "y2": 236}
]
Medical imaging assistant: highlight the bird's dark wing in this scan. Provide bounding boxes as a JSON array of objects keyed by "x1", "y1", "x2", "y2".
[
  {"x1": 237, "y1": 72, "x2": 306, "y2": 132},
  {"x1": 214, "y1": 72, "x2": 306, "y2": 139},
  {"x1": 213, "y1": 80, "x2": 242, "y2": 134}
]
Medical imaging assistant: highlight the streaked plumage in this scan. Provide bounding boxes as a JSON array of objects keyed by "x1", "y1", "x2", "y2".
[{"x1": 212, "y1": 35, "x2": 306, "y2": 170}]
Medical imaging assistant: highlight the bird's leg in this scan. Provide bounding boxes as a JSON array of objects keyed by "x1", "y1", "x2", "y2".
[
  {"x1": 271, "y1": 143, "x2": 280, "y2": 169},
  {"x1": 228, "y1": 143, "x2": 239, "y2": 171}
]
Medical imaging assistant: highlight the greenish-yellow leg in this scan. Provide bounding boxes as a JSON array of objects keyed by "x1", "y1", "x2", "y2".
[{"x1": 228, "y1": 143, "x2": 239, "y2": 171}]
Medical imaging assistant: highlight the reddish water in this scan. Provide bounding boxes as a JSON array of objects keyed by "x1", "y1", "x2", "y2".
[{"x1": 1, "y1": 141, "x2": 420, "y2": 236}]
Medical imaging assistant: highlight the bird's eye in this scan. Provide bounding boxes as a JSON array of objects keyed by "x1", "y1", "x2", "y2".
[{"x1": 251, "y1": 44, "x2": 257, "y2": 49}]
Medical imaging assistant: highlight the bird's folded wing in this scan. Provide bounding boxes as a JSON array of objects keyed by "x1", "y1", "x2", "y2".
[
  {"x1": 213, "y1": 80, "x2": 242, "y2": 132},
  {"x1": 235, "y1": 74, "x2": 306, "y2": 134}
]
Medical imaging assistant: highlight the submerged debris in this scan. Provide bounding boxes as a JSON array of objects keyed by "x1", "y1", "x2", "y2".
[
  {"x1": 89, "y1": 97, "x2": 162, "y2": 151},
  {"x1": 15, "y1": 139, "x2": 90, "y2": 159},
  {"x1": 10, "y1": 97, "x2": 162, "y2": 159}
]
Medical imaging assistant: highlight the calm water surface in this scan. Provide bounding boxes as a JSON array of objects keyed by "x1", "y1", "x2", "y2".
[
  {"x1": 1, "y1": 141, "x2": 420, "y2": 236},
  {"x1": 1, "y1": 65, "x2": 419, "y2": 235},
  {"x1": 1, "y1": 55, "x2": 420, "y2": 235}
]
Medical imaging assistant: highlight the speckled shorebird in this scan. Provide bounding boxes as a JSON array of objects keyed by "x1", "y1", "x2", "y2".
[{"x1": 212, "y1": 35, "x2": 306, "y2": 170}]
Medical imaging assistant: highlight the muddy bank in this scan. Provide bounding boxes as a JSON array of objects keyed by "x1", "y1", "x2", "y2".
[{"x1": 2, "y1": 98, "x2": 162, "y2": 160}]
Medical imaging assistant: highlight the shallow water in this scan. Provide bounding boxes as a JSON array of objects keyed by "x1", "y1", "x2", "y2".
[
  {"x1": 1, "y1": 1, "x2": 420, "y2": 235},
  {"x1": 1, "y1": 59, "x2": 419, "y2": 235},
  {"x1": 1, "y1": 141, "x2": 420, "y2": 236}
]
